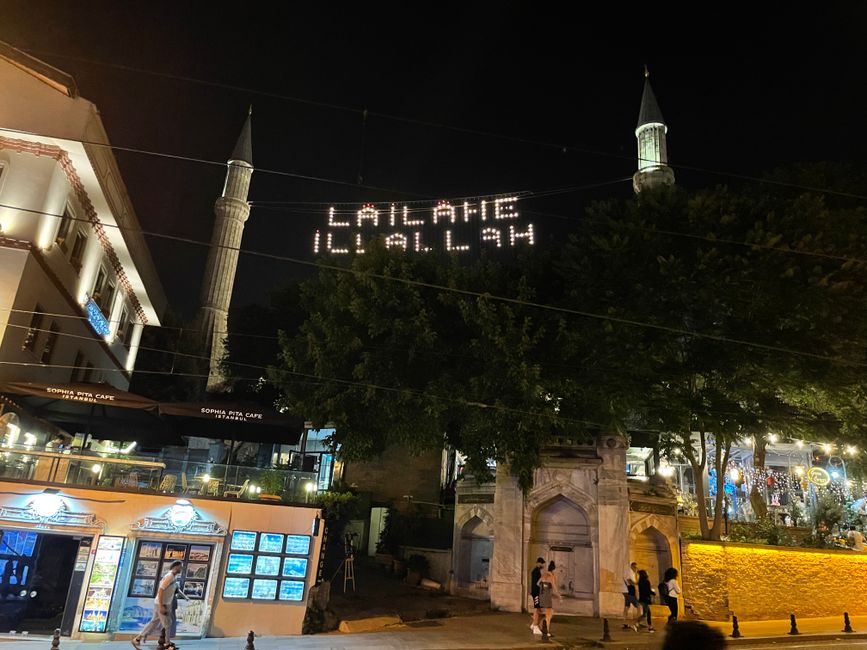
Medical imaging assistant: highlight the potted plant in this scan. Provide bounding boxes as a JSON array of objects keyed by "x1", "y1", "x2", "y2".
[
  {"x1": 258, "y1": 469, "x2": 285, "y2": 499},
  {"x1": 405, "y1": 554, "x2": 429, "y2": 586}
]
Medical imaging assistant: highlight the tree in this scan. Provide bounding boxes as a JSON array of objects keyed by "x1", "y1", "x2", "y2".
[
  {"x1": 267, "y1": 173, "x2": 867, "y2": 531},
  {"x1": 564, "y1": 180, "x2": 867, "y2": 539}
]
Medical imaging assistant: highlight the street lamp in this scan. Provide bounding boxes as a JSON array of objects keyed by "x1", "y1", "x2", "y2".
[{"x1": 304, "y1": 482, "x2": 316, "y2": 503}]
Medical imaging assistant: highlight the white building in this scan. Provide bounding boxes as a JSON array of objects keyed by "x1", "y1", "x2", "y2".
[{"x1": 0, "y1": 42, "x2": 166, "y2": 389}]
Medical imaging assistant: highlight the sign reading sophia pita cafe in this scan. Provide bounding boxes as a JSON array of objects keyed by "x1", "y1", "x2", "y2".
[{"x1": 313, "y1": 196, "x2": 535, "y2": 256}]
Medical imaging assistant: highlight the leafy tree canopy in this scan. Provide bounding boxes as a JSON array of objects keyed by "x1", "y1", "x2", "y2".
[{"x1": 267, "y1": 174, "x2": 867, "y2": 503}]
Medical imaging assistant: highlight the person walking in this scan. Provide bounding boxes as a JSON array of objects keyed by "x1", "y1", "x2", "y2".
[
  {"x1": 131, "y1": 561, "x2": 185, "y2": 649},
  {"x1": 661, "y1": 567, "x2": 682, "y2": 624},
  {"x1": 622, "y1": 561, "x2": 640, "y2": 631},
  {"x1": 537, "y1": 561, "x2": 561, "y2": 636},
  {"x1": 529, "y1": 557, "x2": 545, "y2": 635},
  {"x1": 637, "y1": 569, "x2": 656, "y2": 632}
]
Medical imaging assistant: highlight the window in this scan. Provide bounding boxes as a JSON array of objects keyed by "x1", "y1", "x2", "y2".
[
  {"x1": 81, "y1": 362, "x2": 94, "y2": 383},
  {"x1": 40, "y1": 322, "x2": 59, "y2": 364},
  {"x1": 21, "y1": 305, "x2": 44, "y2": 352},
  {"x1": 56, "y1": 204, "x2": 74, "y2": 250},
  {"x1": 91, "y1": 267, "x2": 116, "y2": 317},
  {"x1": 69, "y1": 231, "x2": 87, "y2": 272},
  {"x1": 70, "y1": 350, "x2": 84, "y2": 382},
  {"x1": 121, "y1": 309, "x2": 136, "y2": 348}
]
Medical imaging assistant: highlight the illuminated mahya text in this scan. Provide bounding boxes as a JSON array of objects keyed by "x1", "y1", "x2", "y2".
[{"x1": 313, "y1": 197, "x2": 534, "y2": 255}]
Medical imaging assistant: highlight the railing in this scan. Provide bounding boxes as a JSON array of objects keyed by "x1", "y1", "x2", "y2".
[{"x1": 0, "y1": 447, "x2": 318, "y2": 503}]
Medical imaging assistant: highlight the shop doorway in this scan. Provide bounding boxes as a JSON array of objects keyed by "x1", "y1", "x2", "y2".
[{"x1": 0, "y1": 530, "x2": 86, "y2": 634}]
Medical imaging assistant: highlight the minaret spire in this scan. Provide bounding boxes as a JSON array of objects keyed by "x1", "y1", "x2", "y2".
[
  {"x1": 199, "y1": 111, "x2": 254, "y2": 391},
  {"x1": 632, "y1": 67, "x2": 675, "y2": 193}
]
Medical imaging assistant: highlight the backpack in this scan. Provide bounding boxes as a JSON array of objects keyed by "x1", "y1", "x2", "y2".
[{"x1": 658, "y1": 581, "x2": 669, "y2": 598}]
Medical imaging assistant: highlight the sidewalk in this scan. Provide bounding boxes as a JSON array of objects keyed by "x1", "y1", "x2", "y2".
[{"x1": 3, "y1": 612, "x2": 867, "y2": 649}]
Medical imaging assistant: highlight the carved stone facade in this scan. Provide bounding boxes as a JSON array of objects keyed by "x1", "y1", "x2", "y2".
[
  {"x1": 627, "y1": 476, "x2": 680, "y2": 591},
  {"x1": 452, "y1": 434, "x2": 632, "y2": 617}
]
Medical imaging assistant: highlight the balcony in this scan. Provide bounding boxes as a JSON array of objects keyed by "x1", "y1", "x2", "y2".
[{"x1": 0, "y1": 445, "x2": 319, "y2": 503}]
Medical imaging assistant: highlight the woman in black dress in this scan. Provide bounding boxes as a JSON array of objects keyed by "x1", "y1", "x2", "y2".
[{"x1": 637, "y1": 569, "x2": 655, "y2": 632}]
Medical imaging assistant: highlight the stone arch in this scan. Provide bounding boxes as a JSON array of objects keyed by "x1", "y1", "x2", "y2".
[
  {"x1": 456, "y1": 514, "x2": 494, "y2": 587},
  {"x1": 526, "y1": 482, "x2": 598, "y2": 522},
  {"x1": 629, "y1": 518, "x2": 676, "y2": 589},
  {"x1": 456, "y1": 506, "x2": 494, "y2": 532},
  {"x1": 529, "y1": 494, "x2": 594, "y2": 610}
]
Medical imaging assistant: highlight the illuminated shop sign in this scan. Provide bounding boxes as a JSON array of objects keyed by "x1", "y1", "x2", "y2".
[
  {"x1": 222, "y1": 530, "x2": 310, "y2": 602},
  {"x1": 80, "y1": 536, "x2": 125, "y2": 633},
  {"x1": 313, "y1": 197, "x2": 535, "y2": 256},
  {"x1": 85, "y1": 298, "x2": 111, "y2": 337},
  {"x1": 807, "y1": 467, "x2": 831, "y2": 487}
]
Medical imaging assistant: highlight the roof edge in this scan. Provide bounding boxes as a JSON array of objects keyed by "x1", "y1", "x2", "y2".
[{"x1": 0, "y1": 41, "x2": 78, "y2": 98}]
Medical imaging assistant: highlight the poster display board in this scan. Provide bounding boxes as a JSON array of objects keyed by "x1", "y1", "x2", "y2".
[
  {"x1": 79, "y1": 536, "x2": 125, "y2": 632},
  {"x1": 222, "y1": 530, "x2": 310, "y2": 602},
  {"x1": 119, "y1": 540, "x2": 214, "y2": 636}
]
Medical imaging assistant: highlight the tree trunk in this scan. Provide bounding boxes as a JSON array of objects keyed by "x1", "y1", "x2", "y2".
[
  {"x1": 749, "y1": 435, "x2": 768, "y2": 519},
  {"x1": 691, "y1": 429, "x2": 710, "y2": 539},
  {"x1": 693, "y1": 458, "x2": 710, "y2": 539},
  {"x1": 709, "y1": 440, "x2": 732, "y2": 540}
]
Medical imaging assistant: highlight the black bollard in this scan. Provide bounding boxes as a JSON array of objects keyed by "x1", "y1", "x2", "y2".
[
  {"x1": 156, "y1": 628, "x2": 166, "y2": 650},
  {"x1": 245, "y1": 630, "x2": 255, "y2": 650},
  {"x1": 601, "y1": 617, "x2": 612, "y2": 642},
  {"x1": 50, "y1": 628, "x2": 60, "y2": 650},
  {"x1": 844, "y1": 612, "x2": 855, "y2": 633},
  {"x1": 730, "y1": 615, "x2": 742, "y2": 638},
  {"x1": 788, "y1": 613, "x2": 800, "y2": 635}
]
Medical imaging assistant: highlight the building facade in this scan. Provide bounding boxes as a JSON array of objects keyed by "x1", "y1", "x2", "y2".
[{"x1": 0, "y1": 43, "x2": 166, "y2": 390}]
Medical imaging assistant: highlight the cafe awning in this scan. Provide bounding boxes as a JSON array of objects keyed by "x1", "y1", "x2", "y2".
[
  {"x1": 159, "y1": 401, "x2": 304, "y2": 445},
  {"x1": 0, "y1": 380, "x2": 173, "y2": 443},
  {"x1": 0, "y1": 382, "x2": 305, "y2": 446}
]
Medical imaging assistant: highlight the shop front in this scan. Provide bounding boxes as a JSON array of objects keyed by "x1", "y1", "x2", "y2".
[{"x1": 0, "y1": 482, "x2": 322, "y2": 639}]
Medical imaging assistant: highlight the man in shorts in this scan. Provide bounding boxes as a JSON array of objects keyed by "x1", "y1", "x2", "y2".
[
  {"x1": 529, "y1": 557, "x2": 546, "y2": 635},
  {"x1": 132, "y1": 560, "x2": 186, "y2": 649},
  {"x1": 622, "y1": 561, "x2": 640, "y2": 631}
]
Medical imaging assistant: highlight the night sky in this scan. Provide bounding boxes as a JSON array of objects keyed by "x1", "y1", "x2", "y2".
[{"x1": 4, "y1": 4, "x2": 867, "y2": 317}]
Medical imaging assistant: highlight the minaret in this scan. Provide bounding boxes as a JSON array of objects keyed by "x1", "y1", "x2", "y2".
[
  {"x1": 632, "y1": 67, "x2": 675, "y2": 193},
  {"x1": 199, "y1": 109, "x2": 253, "y2": 391}
]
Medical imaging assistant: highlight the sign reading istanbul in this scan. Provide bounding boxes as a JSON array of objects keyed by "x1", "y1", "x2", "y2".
[{"x1": 313, "y1": 196, "x2": 534, "y2": 255}]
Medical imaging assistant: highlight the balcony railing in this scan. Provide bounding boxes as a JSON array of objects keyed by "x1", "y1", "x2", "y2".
[{"x1": 0, "y1": 446, "x2": 318, "y2": 503}]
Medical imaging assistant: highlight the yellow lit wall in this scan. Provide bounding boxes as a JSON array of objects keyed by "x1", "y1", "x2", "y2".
[{"x1": 682, "y1": 541, "x2": 867, "y2": 620}]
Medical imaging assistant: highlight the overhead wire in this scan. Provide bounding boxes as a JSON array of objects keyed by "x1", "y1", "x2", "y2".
[
  {"x1": 1, "y1": 202, "x2": 865, "y2": 368},
  {"x1": 18, "y1": 48, "x2": 867, "y2": 203}
]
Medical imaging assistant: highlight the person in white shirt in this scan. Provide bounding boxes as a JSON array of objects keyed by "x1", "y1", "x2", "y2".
[
  {"x1": 132, "y1": 561, "x2": 187, "y2": 649},
  {"x1": 661, "y1": 567, "x2": 682, "y2": 623},
  {"x1": 622, "y1": 561, "x2": 640, "y2": 630},
  {"x1": 848, "y1": 526, "x2": 865, "y2": 551}
]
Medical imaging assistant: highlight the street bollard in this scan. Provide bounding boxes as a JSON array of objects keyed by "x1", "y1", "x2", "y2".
[
  {"x1": 157, "y1": 628, "x2": 166, "y2": 650},
  {"x1": 245, "y1": 630, "x2": 255, "y2": 650},
  {"x1": 601, "y1": 618, "x2": 612, "y2": 642},
  {"x1": 788, "y1": 613, "x2": 800, "y2": 635},
  {"x1": 844, "y1": 612, "x2": 855, "y2": 633},
  {"x1": 730, "y1": 615, "x2": 742, "y2": 638},
  {"x1": 50, "y1": 628, "x2": 60, "y2": 650}
]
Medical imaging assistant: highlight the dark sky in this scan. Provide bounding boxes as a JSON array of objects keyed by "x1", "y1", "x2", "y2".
[{"x1": 4, "y1": 4, "x2": 867, "y2": 317}]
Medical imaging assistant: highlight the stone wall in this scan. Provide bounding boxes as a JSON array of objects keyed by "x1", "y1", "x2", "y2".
[
  {"x1": 682, "y1": 541, "x2": 867, "y2": 621},
  {"x1": 401, "y1": 545, "x2": 452, "y2": 585},
  {"x1": 343, "y1": 445, "x2": 442, "y2": 510}
]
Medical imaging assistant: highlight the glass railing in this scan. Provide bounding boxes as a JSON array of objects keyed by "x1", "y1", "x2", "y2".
[{"x1": 0, "y1": 446, "x2": 318, "y2": 503}]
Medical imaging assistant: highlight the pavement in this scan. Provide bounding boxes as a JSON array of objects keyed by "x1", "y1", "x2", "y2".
[
  {"x1": 3, "y1": 560, "x2": 866, "y2": 648},
  {"x1": 3, "y1": 612, "x2": 867, "y2": 649}
]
